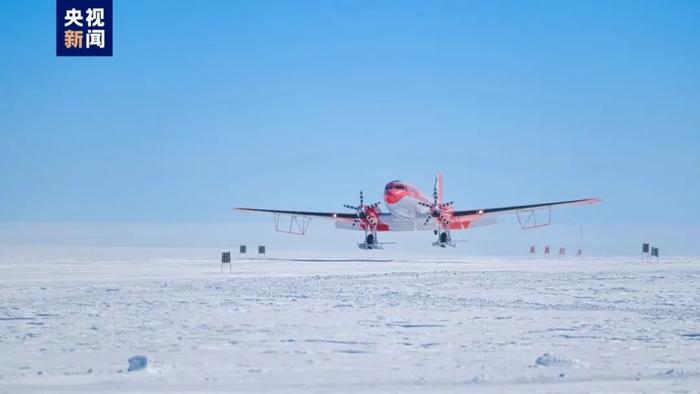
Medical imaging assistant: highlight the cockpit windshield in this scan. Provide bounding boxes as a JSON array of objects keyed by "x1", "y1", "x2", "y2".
[{"x1": 385, "y1": 181, "x2": 406, "y2": 191}]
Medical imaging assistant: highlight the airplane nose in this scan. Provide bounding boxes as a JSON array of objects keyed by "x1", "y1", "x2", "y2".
[{"x1": 384, "y1": 189, "x2": 403, "y2": 204}]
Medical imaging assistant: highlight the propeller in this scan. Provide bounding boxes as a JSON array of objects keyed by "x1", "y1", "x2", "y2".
[
  {"x1": 344, "y1": 191, "x2": 381, "y2": 228},
  {"x1": 418, "y1": 183, "x2": 454, "y2": 228}
]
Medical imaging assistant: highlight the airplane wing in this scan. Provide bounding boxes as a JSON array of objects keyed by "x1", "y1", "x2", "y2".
[
  {"x1": 234, "y1": 208, "x2": 357, "y2": 220},
  {"x1": 451, "y1": 198, "x2": 600, "y2": 220},
  {"x1": 234, "y1": 207, "x2": 415, "y2": 232},
  {"x1": 235, "y1": 198, "x2": 600, "y2": 232}
]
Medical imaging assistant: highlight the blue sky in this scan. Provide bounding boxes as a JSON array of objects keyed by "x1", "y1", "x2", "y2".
[{"x1": 1, "y1": 1, "x2": 698, "y2": 233}]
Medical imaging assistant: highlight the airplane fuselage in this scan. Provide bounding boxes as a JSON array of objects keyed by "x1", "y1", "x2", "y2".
[{"x1": 383, "y1": 181, "x2": 432, "y2": 220}]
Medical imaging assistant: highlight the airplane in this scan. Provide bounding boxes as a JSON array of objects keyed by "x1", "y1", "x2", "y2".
[{"x1": 234, "y1": 173, "x2": 600, "y2": 249}]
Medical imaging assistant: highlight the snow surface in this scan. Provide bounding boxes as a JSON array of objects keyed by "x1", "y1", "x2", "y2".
[{"x1": 1, "y1": 245, "x2": 699, "y2": 393}]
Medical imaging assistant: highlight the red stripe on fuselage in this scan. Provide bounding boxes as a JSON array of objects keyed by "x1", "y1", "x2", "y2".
[
  {"x1": 383, "y1": 182, "x2": 431, "y2": 205},
  {"x1": 383, "y1": 189, "x2": 409, "y2": 204}
]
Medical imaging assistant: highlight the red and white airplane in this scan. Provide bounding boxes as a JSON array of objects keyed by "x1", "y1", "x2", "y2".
[{"x1": 235, "y1": 173, "x2": 599, "y2": 249}]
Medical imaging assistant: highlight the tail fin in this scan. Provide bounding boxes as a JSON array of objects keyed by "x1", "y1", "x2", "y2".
[{"x1": 435, "y1": 172, "x2": 443, "y2": 204}]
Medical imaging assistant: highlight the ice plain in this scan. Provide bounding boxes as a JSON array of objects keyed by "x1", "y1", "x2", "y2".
[{"x1": 1, "y1": 245, "x2": 699, "y2": 393}]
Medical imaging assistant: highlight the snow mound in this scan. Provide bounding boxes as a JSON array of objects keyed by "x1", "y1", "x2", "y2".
[
  {"x1": 535, "y1": 353, "x2": 586, "y2": 368},
  {"x1": 128, "y1": 355, "x2": 150, "y2": 372}
]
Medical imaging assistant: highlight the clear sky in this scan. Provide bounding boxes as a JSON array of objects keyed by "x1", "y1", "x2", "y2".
[{"x1": 1, "y1": 1, "x2": 699, "y2": 247}]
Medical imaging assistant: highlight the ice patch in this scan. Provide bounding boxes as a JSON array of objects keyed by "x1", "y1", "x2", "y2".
[
  {"x1": 535, "y1": 353, "x2": 586, "y2": 368},
  {"x1": 127, "y1": 355, "x2": 150, "y2": 372},
  {"x1": 386, "y1": 322, "x2": 445, "y2": 328}
]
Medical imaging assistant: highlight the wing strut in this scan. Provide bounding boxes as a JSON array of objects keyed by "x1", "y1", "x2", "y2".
[
  {"x1": 516, "y1": 206, "x2": 551, "y2": 230},
  {"x1": 274, "y1": 213, "x2": 311, "y2": 235}
]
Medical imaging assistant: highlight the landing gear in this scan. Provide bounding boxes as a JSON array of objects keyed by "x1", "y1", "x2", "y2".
[
  {"x1": 432, "y1": 229, "x2": 455, "y2": 248},
  {"x1": 358, "y1": 230, "x2": 382, "y2": 250}
]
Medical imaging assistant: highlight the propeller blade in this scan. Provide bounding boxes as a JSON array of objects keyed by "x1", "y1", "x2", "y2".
[
  {"x1": 424, "y1": 216, "x2": 432, "y2": 226},
  {"x1": 418, "y1": 202, "x2": 431, "y2": 208},
  {"x1": 360, "y1": 190, "x2": 364, "y2": 206},
  {"x1": 344, "y1": 205, "x2": 358, "y2": 210},
  {"x1": 432, "y1": 180, "x2": 439, "y2": 204},
  {"x1": 443, "y1": 217, "x2": 449, "y2": 225}
]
